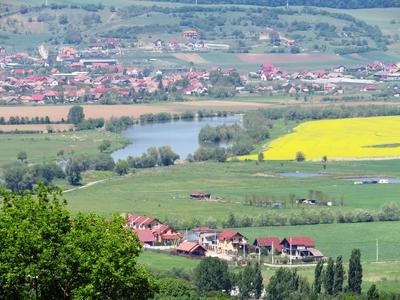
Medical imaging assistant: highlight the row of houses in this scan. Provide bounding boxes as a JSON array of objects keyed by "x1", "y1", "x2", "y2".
[{"x1": 126, "y1": 214, "x2": 324, "y2": 263}]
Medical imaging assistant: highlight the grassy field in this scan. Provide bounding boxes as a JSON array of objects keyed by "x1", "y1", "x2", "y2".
[
  {"x1": 240, "y1": 116, "x2": 400, "y2": 161},
  {"x1": 64, "y1": 159, "x2": 400, "y2": 220},
  {"x1": 0, "y1": 130, "x2": 127, "y2": 167}
]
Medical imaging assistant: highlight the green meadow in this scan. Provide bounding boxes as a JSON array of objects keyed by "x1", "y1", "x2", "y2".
[
  {"x1": 64, "y1": 159, "x2": 400, "y2": 219},
  {"x1": 0, "y1": 130, "x2": 128, "y2": 167}
]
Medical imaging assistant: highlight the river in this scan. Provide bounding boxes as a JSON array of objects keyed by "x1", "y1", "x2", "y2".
[{"x1": 111, "y1": 115, "x2": 242, "y2": 161}]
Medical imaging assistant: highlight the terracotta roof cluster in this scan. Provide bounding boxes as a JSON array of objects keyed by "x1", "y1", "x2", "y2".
[{"x1": 217, "y1": 230, "x2": 243, "y2": 241}]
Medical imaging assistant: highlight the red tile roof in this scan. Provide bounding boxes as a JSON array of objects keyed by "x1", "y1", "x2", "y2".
[
  {"x1": 126, "y1": 214, "x2": 158, "y2": 227},
  {"x1": 218, "y1": 230, "x2": 243, "y2": 241},
  {"x1": 254, "y1": 237, "x2": 282, "y2": 252},
  {"x1": 282, "y1": 237, "x2": 315, "y2": 247},
  {"x1": 134, "y1": 229, "x2": 155, "y2": 243}
]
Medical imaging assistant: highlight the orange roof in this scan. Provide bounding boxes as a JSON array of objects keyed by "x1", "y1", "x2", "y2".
[
  {"x1": 218, "y1": 230, "x2": 244, "y2": 241},
  {"x1": 176, "y1": 241, "x2": 206, "y2": 253}
]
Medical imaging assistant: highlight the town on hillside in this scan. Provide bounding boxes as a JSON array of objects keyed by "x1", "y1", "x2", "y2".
[{"x1": 0, "y1": 45, "x2": 399, "y2": 106}]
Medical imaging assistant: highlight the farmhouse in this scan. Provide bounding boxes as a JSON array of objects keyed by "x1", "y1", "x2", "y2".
[
  {"x1": 176, "y1": 241, "x2": 207, "y2": 257},
  {"x1": 126, "y1": 214, "x2": 161, "y2": 230},
  {"x1": 134, "y1": 229, "x2": 156, "y2": 247},
  {"x1": 215, "y1": 230, "x2": 248, "y2": 255},
  {"x1": 253, "y1": 237, "x2": 282, "y2": 254},
  {"x1": 280, "y1": 237, "x2": 324, "y2": 261}
]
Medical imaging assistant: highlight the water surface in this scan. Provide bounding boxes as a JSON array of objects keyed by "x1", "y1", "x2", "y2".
[{"x1": 112, "y1": 115, "x2": 241, "y2": 161}]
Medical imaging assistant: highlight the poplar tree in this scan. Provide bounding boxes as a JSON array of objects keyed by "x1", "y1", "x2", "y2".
[
  {"x1": 333, "y1": 256, "x2": 344, "y2": 295},
  {"x1": 324, "y1": 257, "x2": 334, "y2": 295},
  {"x1": 348, "y1": 249, "x2": 363, "y2": 294},
  {"x1": 314, "y1": 260, "x2": 324, "y2": 294}
]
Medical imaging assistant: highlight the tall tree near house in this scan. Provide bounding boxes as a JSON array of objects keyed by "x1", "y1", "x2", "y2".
[
  {"x1": 314, "y1": 260, "x2": 324, "y2": 294},
  {"x1": 68, "y1": 105, "x2": 85, "y2": 125},
  {"x1": 324, "y1": 257, "x2": 334, "y2": 295},
  {"x1": 194, "y1": 257, "x2": 231, "y2": 295},
  {"x1": 239, "y1": 264, "x2": 264, "y2": 299},
  {"x1": 0, "y1": 186, "x2": 158, "y2": 299},
  {"x1": 333, "y1": 256, "x2": 344, "y2": 295},
  {"x1": 348, "y1": 249, "x2": 363, "y2": 294}
]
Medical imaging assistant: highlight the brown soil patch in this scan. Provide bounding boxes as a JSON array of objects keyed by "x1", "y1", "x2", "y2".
[
  {"x1": 174, "y1": 53, "x2": 208, "y2": 64},
  {"x1": 0, "y1": 101, "x2": 273, "y2": 121},
  {"x1": 237, "y1": 53, "x2": 341, "y2": 64},
  {"x1": 0, "y1": 124, "x2": 73, "y2": 133}
]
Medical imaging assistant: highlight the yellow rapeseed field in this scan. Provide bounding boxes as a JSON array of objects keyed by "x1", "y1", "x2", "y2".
[{"x1": 239, "y1": 116, "x2": 400, "y2": 161}]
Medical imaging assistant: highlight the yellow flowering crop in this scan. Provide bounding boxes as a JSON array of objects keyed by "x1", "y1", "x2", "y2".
[{"x1": 239, "y1": 116, "x2": 400, "y2": 161}]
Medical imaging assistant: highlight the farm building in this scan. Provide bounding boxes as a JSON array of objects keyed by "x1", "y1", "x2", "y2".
[
  {"x1": 190, "y1": 192, "x2": 211, "y2": 200},
  {"x1": 176, "y1": 241, "x2": 207, "y2": 257}
]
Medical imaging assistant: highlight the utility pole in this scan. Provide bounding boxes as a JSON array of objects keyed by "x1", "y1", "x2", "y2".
[
  {"x1": 289, "y1": 237, "x2": 292, "y2": 265},
  {"x1": 376, "y1": 239, "x2": 379, "y2": 262},
  {"x1": 271, "y1": 241, "x2": 274, "y2": 265}
]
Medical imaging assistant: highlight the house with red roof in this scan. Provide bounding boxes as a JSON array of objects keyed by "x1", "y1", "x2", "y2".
[
  {"x1": 126, "y1": 214, "x2": 161, "y2": 230},
  {"x1": 280, "y1": 237, "x2": 323, "y2": 261},
  {"x1": 134, "y1": 229, "x2": 156, "y2": 247},
  {"x1": 253, "y1": 237, "x2": 282, "y2": 254},
  {"x1": 215, "y1": 230, "x2": 248, "y2": 255},
  {"x1": 176, "y1": 241, "x2": 207, "y2": 257}
]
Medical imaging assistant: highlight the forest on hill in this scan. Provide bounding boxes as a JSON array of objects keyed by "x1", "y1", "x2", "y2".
[{"x1": 149, "y1": 0, "x2": 400, "y2": 9}]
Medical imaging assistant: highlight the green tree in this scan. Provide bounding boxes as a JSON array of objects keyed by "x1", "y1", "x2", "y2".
[
  {"x1": 65, "y1": 159, "x2": 82, "y2": 185},
  {"x1": 239, "y1": 264, "x2": 254, "y2": 299},
  {"x1": 155, "y1": 277, "x2": 195, "y2": 299},
  {"x1": 195, "y1": 257, "x2": 231, "y2": 295},
  {"x1": 258, "y1": 152, "x2": 264, "y2": 162},
  {"x1": 295, "y1": 151, "x2": 306, "y2": 162},
  {"x1": 17, "y1": 151, "x2": 27, "y2": 162},
  {"x1": 158, "y1": 145, "x2": 179, "y2": 166},
  {"x1": 67, "y1": 105, "x2": 85, "y2": 125},
  {"x1": 3, "y1": 162, "x2": 35, "y2": 191},
  {"x1": 253, "y1": 263, "x2": 264, "y2": 299},
  {"x1": 314, "y1": 260, "x2": 324, "y2": 294},
  {"x1": 265, "y1": 268, "x2": 301, "y2": 300},
  {"x1": 367, "y1": 284, "x2": 379, "y2": 300},
  {"x1": 115, "y1": 160, "x2": 129, "y2": 176},
  {"x1": 0, "y1": 186, "x2": 157, "y2": 299},
  {"x1": 324, "y1": 257, "x2": 334, "y2": 295},
  {"x1": 348, "y1": 249, "x2": 363, "y2": 294},
  {"x1": 98, "y1": 139, "x2": 112, "y2": 152},
  {"x1": 333, "y1": 256, "x2": 344, "y2": 295}
]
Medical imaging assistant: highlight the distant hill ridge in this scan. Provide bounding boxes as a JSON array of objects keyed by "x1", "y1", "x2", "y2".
[{"x1": 148, "y1": 0, "x2": 400, "y2": 9}]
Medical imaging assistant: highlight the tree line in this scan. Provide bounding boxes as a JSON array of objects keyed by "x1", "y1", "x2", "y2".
[
  {"x1": 163, "y1": 202, "x2": 400, "y2": 230},
  {"x1": 148, "y1": 0, "x2": 400, "y2": 9}
]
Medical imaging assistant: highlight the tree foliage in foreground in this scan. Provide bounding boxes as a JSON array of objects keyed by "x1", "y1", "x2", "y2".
[
  {"x1": 195, "y1": 257, "x2": 232, "y2": 295},
  {"x1": 0, "y1": 186, "x2": 157, "y2": 299}
]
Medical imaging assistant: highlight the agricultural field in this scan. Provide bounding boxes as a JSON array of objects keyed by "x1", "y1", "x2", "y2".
[
  {"x1": 64, "y1": 159, "x2": 400, "y2": 219},
  {"x1": 0, "y1": 130, "x2": 127, "y2": 167},
  {"x1": 241, "y1": 116, "x2": 400, "y2": 161},
  {"x1": 0, "y1": 101, "x2": 273, "y2": 122}
]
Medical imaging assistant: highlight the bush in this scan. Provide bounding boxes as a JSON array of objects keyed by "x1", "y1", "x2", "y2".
[
  {"x1": 378, "y1": 202, "x2": 400, "y2": 221},
  {"x1": 295, "y1": 151, "x2": 306, "y2": 162}
]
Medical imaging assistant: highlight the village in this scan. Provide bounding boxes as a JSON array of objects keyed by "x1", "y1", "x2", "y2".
[
  {"x1": 126, "y1": 212, "x2": 324, "y2": 265},
  {"x1": 0, "y1": 38, "x2": 400, "y2": 106}
]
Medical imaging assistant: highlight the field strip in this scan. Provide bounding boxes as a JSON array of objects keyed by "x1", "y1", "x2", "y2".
[{"x1": 174, "y1": 53, "x2": 208, "y2": 64}]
